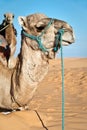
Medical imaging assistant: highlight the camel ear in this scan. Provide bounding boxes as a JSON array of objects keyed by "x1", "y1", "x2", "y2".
[
  {"x1": 4, "y1": 14, "x2": 6, "y2": 18},
  {"x1": 18, "y1": 16, "x2": 26, "y2": 28},
  {"x1": 18, "y1": 16, "x2": 28, "y2": 31}
]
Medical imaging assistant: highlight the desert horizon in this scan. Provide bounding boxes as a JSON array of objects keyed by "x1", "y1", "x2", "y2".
[{"x1": 0, "y1": 58, "x2": 87, "y2": 130}]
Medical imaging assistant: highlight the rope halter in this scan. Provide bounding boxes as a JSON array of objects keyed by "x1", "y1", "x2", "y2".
[{"x1": 22, "y1": 19, "x2": 64, "y2": 53}]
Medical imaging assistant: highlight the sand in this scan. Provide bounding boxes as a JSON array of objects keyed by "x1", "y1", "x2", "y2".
[{"x1": 0, "y1": 58, "x2": 87, "y2": 130}]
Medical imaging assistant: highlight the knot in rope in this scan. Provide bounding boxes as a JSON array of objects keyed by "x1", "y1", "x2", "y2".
[{"x1": 53, "y1": 28, "x2": 64, "y2": 52}]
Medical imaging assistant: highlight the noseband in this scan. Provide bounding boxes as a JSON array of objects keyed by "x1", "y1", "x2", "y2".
[{"x1": 22, "y1": 19, "x2": 64, "y2": 52}]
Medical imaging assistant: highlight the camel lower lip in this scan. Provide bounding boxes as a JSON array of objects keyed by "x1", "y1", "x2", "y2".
[{"x1": 62, "y1": 42, "x2": 70, "y2": 46}]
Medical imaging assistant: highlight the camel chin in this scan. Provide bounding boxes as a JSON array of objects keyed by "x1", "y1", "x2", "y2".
[{"x1": 62, "y1": 42, "x2": 70, "y2": 46}]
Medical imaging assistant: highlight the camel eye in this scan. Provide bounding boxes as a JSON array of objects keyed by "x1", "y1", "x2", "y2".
[
  {"x1": 4, "y1": 14, "x2": 6, "y2": 18},
  {"x1": 36, "y1": 25, "x2": 45, "y2": 32},
  {"x1": 12, "y1": 15, "x2": 14, "y2": 18}
]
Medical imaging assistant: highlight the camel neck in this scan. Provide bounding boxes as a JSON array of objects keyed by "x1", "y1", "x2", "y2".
[
  {"x1": 11, "y1": 42, "x2": 49, "y2": 106},
  {"x1": 19, "y1": 41, "x2": 49, "y2": 86}
]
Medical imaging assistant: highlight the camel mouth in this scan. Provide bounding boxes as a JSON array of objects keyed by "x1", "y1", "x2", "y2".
[
  {"x1": 7, "y1": 20, "x2": 13, "y2": 24},
  {"x1": 62, "y1": 30, "x2": 75, "y2": 46},
  {"x1": 62, "y1": 40, "x2": 73, "y2": 46}
]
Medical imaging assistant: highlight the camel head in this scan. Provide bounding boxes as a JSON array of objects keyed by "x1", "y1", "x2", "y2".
[
  {"x1": 4, "y1": 13, "x2": 14, "y2": 24},
  {"x1": 18, "y1": 13, "x2": 75, "y2": 59}
]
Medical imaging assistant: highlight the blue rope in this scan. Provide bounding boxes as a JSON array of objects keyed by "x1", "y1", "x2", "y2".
[
  {"x1": 58, "y1": 29, "x2": 65, "y2": 130},
  {"x1": 22, "y1": 31, "x2": 47, "y2": 52},
  {"x1": 53, "y1": 34, "x2": 60, "y2": 52},
  {"x1": 55, "y1": 28, "x2": 65, "y2": 130},
  {"x1": 39, "y1": 19, "x2": 54, "y2": 37},
  {"x1": 23, "y1": 27, "x2": 65, "y2": 130}
]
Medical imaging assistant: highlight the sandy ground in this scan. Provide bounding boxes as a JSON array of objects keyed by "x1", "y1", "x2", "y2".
[{"x1": 0, "y1": 58, "x2": 87, "y2": 130}]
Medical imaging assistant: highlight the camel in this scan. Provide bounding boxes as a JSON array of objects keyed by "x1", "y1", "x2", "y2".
[
  {"x1": 0, "y1": 13, "x2": 75, "y2": 111},
  {"x1": 0, "y1": 13, "x2": 17, "y2": 68},
  {"x1": 0, "y1": 35, "x2": 8, "y2": 66}
]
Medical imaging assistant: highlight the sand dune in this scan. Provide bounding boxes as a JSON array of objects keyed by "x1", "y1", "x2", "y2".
[{"x1": 0, "y1": 58, "x2": 87, "y2": 130}]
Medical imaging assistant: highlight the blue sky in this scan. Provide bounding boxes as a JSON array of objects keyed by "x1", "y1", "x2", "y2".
[{"x1": 0, "y1": 0, "x2": 87, "y2": 57}]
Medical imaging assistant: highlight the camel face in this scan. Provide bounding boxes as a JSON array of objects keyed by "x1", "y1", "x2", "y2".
[
  {"x1": 18, "y1": 13, "x2": 75, "y2": 58},
  {"x1": 4, "y1": 13, "x2": 14, "y2": 24},
  {"x1": 36, "y1": 18, "x2": 75, "y2": 46}
]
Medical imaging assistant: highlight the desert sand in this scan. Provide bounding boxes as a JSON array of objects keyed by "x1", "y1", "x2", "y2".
[{"x1": 0, "y1": 58, "x2": 87, "y2": 130}]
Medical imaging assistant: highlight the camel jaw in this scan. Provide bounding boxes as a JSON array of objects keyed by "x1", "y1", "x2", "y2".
[
  {"x1": 62, "y1": 32, "x2": 75, "y2": 46},
  {"x1": 62, "y1": 40, "x2": 74, "y2": 46}
]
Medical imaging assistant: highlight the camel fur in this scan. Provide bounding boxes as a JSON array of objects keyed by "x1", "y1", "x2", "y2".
[{"x1": 0, "y1": 13, "x2": 75, "y2": 111}]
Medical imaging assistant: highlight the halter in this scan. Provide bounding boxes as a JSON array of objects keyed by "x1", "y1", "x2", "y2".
[
  {"x1": 0, "y1": 23, "x2": 10, "y2": 32},
  {"x1": 22, "y1": 19, "x2": 64, "y2": 52},
  {"x1": 53, "y1": 28, "x2": 64, "y2": 52}
]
